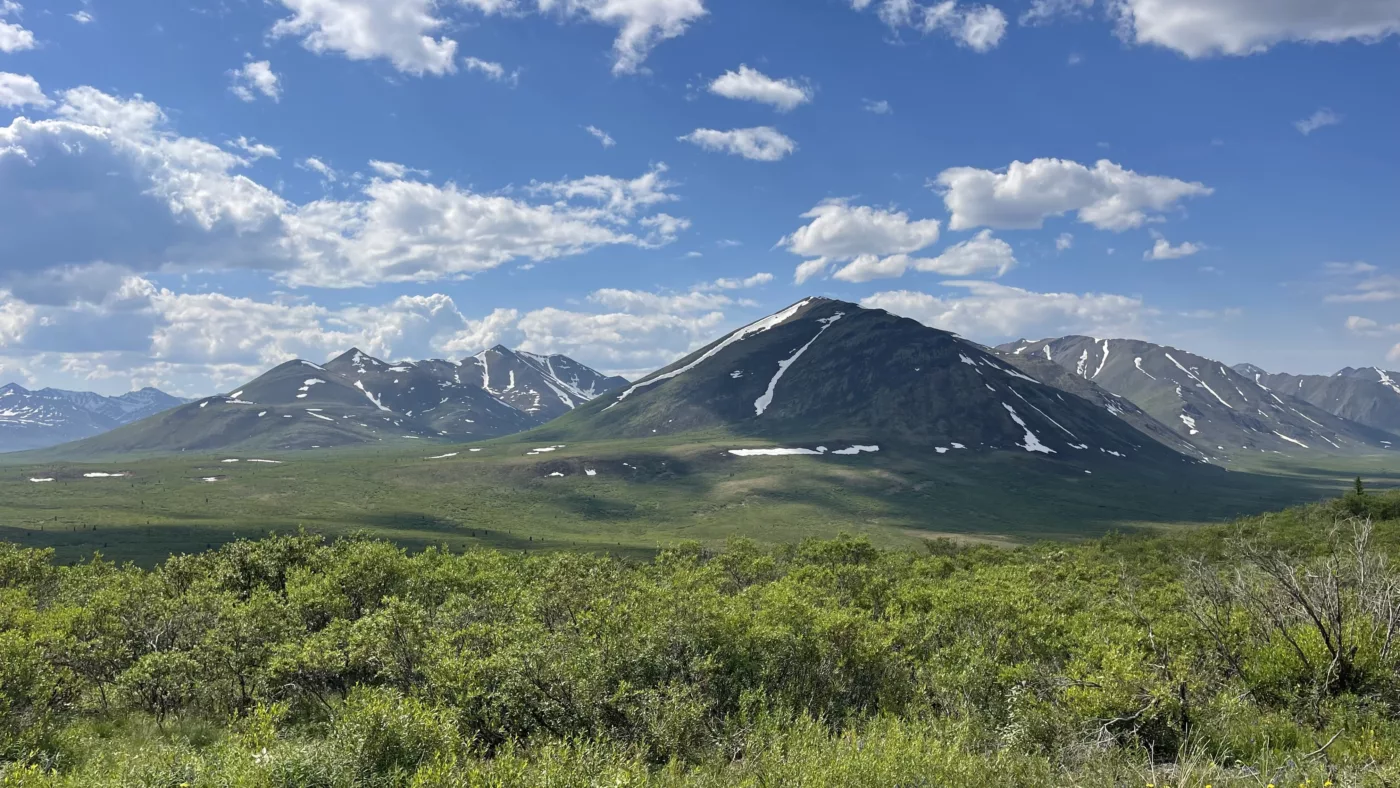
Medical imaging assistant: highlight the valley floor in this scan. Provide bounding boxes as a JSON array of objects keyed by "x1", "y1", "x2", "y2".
[{"x1": 2, "y1": 436, "x2": 1396, "y2": 564}]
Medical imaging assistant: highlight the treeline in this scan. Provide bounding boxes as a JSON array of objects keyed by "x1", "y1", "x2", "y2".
[{"x1": 2, "y1": 489, "x2": 1400, "y2": 785}]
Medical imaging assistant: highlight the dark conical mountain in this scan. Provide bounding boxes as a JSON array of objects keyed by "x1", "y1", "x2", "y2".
[
  {"x1": 1, "y1": 383, "x2": 187, "y2": 452},
  {"x1": 532, "y1": 298, "x2": 1197, "y2": 467},
  {"x1": 24, "y1": 347, "x2": 627, "y2": 458},
  {"x1": 1236, "y1": 364, "x2": 1400, "y2": 438},
  {"x1": 997, "y1": 336, "x2": 1395, "y2": 458}
]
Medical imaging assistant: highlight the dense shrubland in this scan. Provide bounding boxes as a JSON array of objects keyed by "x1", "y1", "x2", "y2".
[{"x1": 3, "y1": 491, "x2": 1400, "y2": 785}]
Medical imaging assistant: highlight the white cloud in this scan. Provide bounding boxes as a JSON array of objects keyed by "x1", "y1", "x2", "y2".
[
  {"x1": 705, "y1": 272, "x2": 773, "y2": 290},
  {"x1": 0, "y1": 87, "x2": 688, "y2": 290},
  {"x1": 1324, "y1": 267, "x2": 1400, "y2": 304},
  {"x1": 832, "y1": 229, "x2": 1016, "y2": 282},
  {"x1": 464, "y1": 56, "x2": 520, "y2": 84},
  {"x1": 69, "y1": 9, "x2": 93, "y2": 23},
  {"x1": 1055, "y1": 232, "x2": 1073, "y2": 251},
  {"x1": 934, "y1": 157, "x2": 1213, "y2": 231},
  {"x1": 779, "y1": 199, "x2": 943, "y2": 284},
  {"x1": 1111, "y1": 0, "x2": 1400, "y2": 58},
  {"x1": 1345, "y1": 315, "x2": 1400, "y2": 336},
  {"x1": 1020, "y1": 0, "x2": 1093, "y2": 25},
  {"x1": 585, "y1": 124, "x2": 616, "y2": 147},
  {"x1": 708, "y1": 65, "x2": 812, "y2": 112},
  {"x1": 232, "y1": 136, "x2": 279, "y2": 160},
  {"x1": 1143, "y1": 231, "x2": 1202, "y2": 260},
  {"x1": 298, "y1": 156, "x2": 338, "y2": 182},
  {"x1": 1295, "y1": 108, "x2": 1341, "y2": 135},
  {"x1": 854, "y1": 0, "x2": 1008, "y2": 51},
  {"x1": 862, "y1": 98, "x2": 892, "y2": 114},
  {"x1": 678, "y1": 126, "x2": 796, "y2": 161},
  {"x1": 367, "y1": 159, "x2": 429, "y2": 179},
  {"x1": 0, "y1": 72, "x2": 51, "y2": 109},
  {"x1": 862, "y1": 280, "x2": 1148, "y2": 340},
  {"x1": 228, "y1": 60, "x2": 282, "y2": 103},
  {"x1": 461, "y1": 0, "x2": 707, "y2": 75},
  {"x1": 271, "y1": 0, "x2": 458, "y2": 75},
  {"x1": 557, "y1": 0, "x2": 709, "y2": 75},
  {"x1": 0, "y1": 1, "x2": 34, "y2": 53}
]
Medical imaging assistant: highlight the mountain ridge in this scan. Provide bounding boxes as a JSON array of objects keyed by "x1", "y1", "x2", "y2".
[
  {"x1": 1, "y1": 383, "x2": 188, "y2": 452},
  {"x1": 997, "y1": 335, "x2": 1396, "y2": 458},
  {"x1": 16, "y1": 346, "x2": 626, "y2": 458}
]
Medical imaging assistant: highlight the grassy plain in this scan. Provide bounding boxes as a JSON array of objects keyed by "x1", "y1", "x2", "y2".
[{"x1": 3, "y1": 433, "x2": 1396, "y2": 564}]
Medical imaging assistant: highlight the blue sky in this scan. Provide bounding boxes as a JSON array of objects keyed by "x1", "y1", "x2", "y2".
[{"x1": 0, "y1": 0, "x2": 1397, "y2": 396}]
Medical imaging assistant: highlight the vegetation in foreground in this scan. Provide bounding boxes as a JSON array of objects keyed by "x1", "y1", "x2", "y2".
[{"x1": 3, "y1": 488, "x2": 1400, "y2": 785}]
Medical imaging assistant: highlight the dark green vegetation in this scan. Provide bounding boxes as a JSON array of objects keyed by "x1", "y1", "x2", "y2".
[
  {"x1": 4, "y1": 437, "x2": 1398, "y2": 566},
  {"x1": 5, "y1": 491, "x2": 1400, "y2": 785}
]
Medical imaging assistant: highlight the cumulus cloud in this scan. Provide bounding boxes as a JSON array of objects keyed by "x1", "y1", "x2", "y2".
[
  {"x1": 271, "y1": 0, "x2": 458, "y2": 75},
  {"x1": 933, "y1": 157, "x2": 1213, "y2": 231},
  {"x1": 298, "y1": 156, "x2": 337, "y2": 182},
  {"x1": 832, "y1": 230, "x2": 1016, "y2": 282},
  {"x1": 585, "y1": 125, "x2": 616, "y2": 147},
  {"x1": 69, "y1": 9, "x2": 93, "y2": 23},
  {"x1": 229, "y1": 60, "x2": 282, "y2": 102},
  {"x1": 0, "y1": 87, "x2": 688, "y2": 290},
  {"x1": 778, "y1": 199, "x2": 943, "y2": 283},
  {"x1": 862, "y1": 98, "x2": 892, "y2": 114},
  {"x1": 232, "y1": 137, "x2": 279, "y2": 160},
  {"x1": 0, "y1": 1, "x2": 35, "y2": 53},
  {"x1": 295, "y1": 0, "x2": 705, "y2": 76},
  {"x1": 1111, "y1": 0, "x2": 1400, "y2": 58},
  {"x1": 463, "y1": 56, "x2": 520, "y2": 84},
  {"x1": 1055, "y1": 232, "x2": 1073, "y2": 251},
  {"x1": 0, "y1": 72, "x2": 50, "y2": 109},
  {"x1": 1295, "y1": 108, "x2": 1341, "y2": 135},
  {"x1": 1143, "y1": 231, "x2": 1202, "y2": 260},
  {"x1": 862, "y1": 280, "x2": 1148, "y2": 340},
  {"x1": 708, "y1": 65, "x2": 812, "y2": 112},
  {"x1": 367, "y1": 159, "x2": 429, "y2": 179},
  {"x1": 678, "y1": 126, "x2": 796, "y2": 161},
  {"x1": 853, "y1": 0, "x2": 1009, "y2": 51}
]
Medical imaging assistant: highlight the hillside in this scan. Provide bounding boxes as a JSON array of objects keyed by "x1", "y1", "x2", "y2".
[
  {"x1": 999, "y1": 336, "x2": 1395, "y2": 459},
  {"x1": 533, "y1": 298, "x2": 1196, "y2": 470},
  {"x1": 1238, "y1": 364, "x2": 1400, "y2": 438},
  {"x1": 0, "y1": 383, "x2": 186, "y2": 452},
  {"x1": 22, "y1": 348, "x2": 625, "y2": 459}
]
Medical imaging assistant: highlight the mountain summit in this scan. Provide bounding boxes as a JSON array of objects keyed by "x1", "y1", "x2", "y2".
[{"x1": 534, "y1": 298, "x2": 1194, "y2": 466}]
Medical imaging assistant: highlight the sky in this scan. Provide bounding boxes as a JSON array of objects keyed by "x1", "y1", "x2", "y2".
[{"x1": 0, "y1": 0, "x2": 1397, "y2": 396}]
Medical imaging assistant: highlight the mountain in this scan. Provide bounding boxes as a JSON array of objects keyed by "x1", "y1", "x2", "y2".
[
  {"x1": 1, "y1": 383, "x2": 187, "y2": 452},
  {"x1": 459, "y1": 346, "x2": 630, "y2": 421},
  {"x1": 23, "y1": 348, "x2": 625, "y2": 458},
  {"x1": 531, "y1": 298, "x2": 1198, "y2": 467},
  {"x1": 1234, "y1": 364, "x2": 1400, "y2": 438},
  {"x1": 998, "y1": 336, "x2": 1395, "y2": 457}
]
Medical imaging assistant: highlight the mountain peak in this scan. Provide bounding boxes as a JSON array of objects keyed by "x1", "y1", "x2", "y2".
[
  {"x1": 1, "y1": 382, "x2": 29, "y2": 396},
  {"x1": 328, "y1": 347, "x2": 384, "y2": 368}
]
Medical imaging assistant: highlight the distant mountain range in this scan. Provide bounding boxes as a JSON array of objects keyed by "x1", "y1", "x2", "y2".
[
  {"x1": 1236, "y1": 364, "x2": 1400, "y2": 438},
  {"x1": 533, "y1": 297, "x2": 1198, "y2": 469},
  {"x1": 1, "y1": 384, "x2": 187, "y2": 452},
  {"x1": 23, "y1": 347, "x2": 627, "y2": 458},
  {"x1": 997, "y1": 337, "x2": 1397, "y2": 458},
  {"x1": 13, "y1": 303, "x2": 1399, "y2": 465}
]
